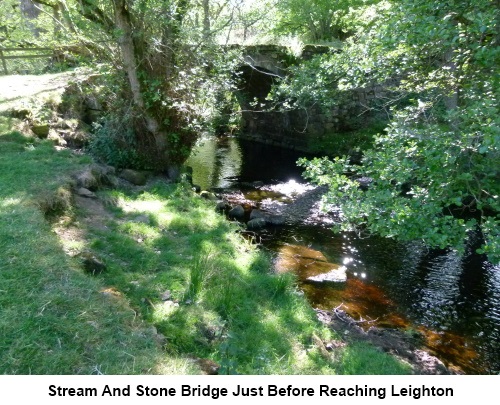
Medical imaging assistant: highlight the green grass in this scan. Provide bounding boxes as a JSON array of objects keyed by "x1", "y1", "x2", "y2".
[
  {"x1": 0, "y1": 117, "x2": 193, "y2": 374},
  {"x1": 81, "y1": 182, "x2": 412, "y2": 374},
  {"x1": 0, "y1": 115, "x2": 412, "y2": 375}
]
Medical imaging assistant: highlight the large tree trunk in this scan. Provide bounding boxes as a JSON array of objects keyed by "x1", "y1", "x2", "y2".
[
  {"x1": 202, "y1": 0, "x2": 211, "y2": 42},
  {"x1": 112, "y1": 0, "x2": 169, "y2": 167}
]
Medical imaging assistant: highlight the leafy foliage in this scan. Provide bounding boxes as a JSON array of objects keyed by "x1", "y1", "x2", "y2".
[
  {"x1": 87, "y1": 112, "x2": 144, "y2": 169},
  {"x1": 2, "y1": 1, "x2": 249, "y2": 170},
  {"x1": 3, "y1": 0, "x2": 498, "y2": 262},
  {"x1": 296, "y1": 0, "x2": 499, "y2": 262},
  {"x1": 272, "y1": 0, "x2": 378, "y2": 43}
]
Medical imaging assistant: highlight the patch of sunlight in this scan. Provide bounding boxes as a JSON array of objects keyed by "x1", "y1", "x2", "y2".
[
  {"x1": 234, "y1": 251, "x2": 255, "y2": 272},
  {"x1": 151, "y1": 301, "x2": 178, "y2": 322},
  {"x1": 0, "y1": 197, "x2": 23, "y2": 209},
  {"x1": 119, "y1": 221, "x2": 161, "y2": 241},
  {"x1": 260, "y1": 309, "x2": 281, "y2": 327},
  {"x1": 117, "y1": 198, "x2": 165, "y2": 214},
  {"x1": 153, "y1": 357, "x2": 199, "y2": 375},
  {"x1": 293, "y1": 348, "x2": 310, "y2": 370},
  {"x1": 292, "y1": 304, "x2": 315, "y2": 324},
  {"x1": 168, "y1": 210, "x2": 223, "y2": 234},
  {"x1": 60, "y1": 238, "x2": 86, "y2": 257},
  {"x1": 155, "y1": 211, "x2": 175, "y2": 226},
  {"x1": 277, "y1": 35, "x2": 304, "y2": 57},
  {"x1": 266, "y1": 180, "x2": 315, "y2": 198},
  {"x1": 234, "y1": 235, "x2": 256, "y2": 256},
  {"x1": 195, "y1": 209, "x2": 221, "y2": 229},
  {"x1": 288, "y1": 338, "x2": 317, "y2": 371}
]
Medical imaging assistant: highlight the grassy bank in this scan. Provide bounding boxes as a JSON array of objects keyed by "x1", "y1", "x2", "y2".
[
  {"x1": 0, "y1": 117, "x2": 192, "y2": 374},
  {"x1": 0, "y1": 116, "x2": 411, "y2": 374}
]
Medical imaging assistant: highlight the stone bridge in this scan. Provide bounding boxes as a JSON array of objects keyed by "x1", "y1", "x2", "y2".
[
  {"x1": 230, "y1": 44, "x2": 330, "y2": 76},
  {"x1": 227, "y1": 44, "x2": 389, "y2": 152},
  {"x1": 230, "y1": 44, "x2": 330, "y2": 104}
]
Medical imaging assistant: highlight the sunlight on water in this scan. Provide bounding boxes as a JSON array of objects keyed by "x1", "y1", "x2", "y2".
[
  {"x1": 186, "y1": 137, "x2": 242, "y2": 190},
  {"x1": 265, "y1": 180, "x2": 314, "y2": 198},
  {"x1": 187, "y1": 135, "x2": 500, "y2": 374}
]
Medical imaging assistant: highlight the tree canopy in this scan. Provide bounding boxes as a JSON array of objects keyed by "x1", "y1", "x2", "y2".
[{"x1": 292, "y1": 0, "x2": 499, "y2": 262}]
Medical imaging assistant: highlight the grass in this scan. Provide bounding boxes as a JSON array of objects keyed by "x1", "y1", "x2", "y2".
[
  {"x1": 82, "y1": 183, "x2": 330, "y2": 374},
  {"x1": 0, "y1": 114, "x2": 412, "y2": 375},
  {"x1": 0, "y1": 117, "x2": 193, "y2": 374}
]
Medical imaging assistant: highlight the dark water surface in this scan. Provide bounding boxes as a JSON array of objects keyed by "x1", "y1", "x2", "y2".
[{"x1": 187, "y1": 136, "x2": 500, "y2": 374}]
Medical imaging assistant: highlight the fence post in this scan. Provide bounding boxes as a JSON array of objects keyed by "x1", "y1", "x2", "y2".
[{"x1": 0, "y1": 49, "x2": 8, "y2": 75}]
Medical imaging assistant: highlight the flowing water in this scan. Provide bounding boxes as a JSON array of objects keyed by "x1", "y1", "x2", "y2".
[{"x1": 186, "y1": 135, "x2": 500, "y2": 374}]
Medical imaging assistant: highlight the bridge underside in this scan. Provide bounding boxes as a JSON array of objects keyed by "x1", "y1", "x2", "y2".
[{"x1": 230, "y1": 45, "x2": 389, "y2": 152}]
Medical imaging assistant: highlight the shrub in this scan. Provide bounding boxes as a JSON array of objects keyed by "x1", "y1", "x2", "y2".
[{"x1": 87, "y1": 113, "x2": 145, "y2": 169}]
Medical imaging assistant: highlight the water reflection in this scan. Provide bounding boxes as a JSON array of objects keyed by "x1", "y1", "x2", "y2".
[
  {"x1": 186, "y1": 135, "x2": 500, "y2": 374},
  {"x1": 186, "y1": 136, "x2": 242, "y2": 190},
  {"x1": 268, "y1": 226, "x2": 500, "y2": 373}
]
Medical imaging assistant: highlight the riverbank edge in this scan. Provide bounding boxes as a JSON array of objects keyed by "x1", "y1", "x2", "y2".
[{"x1": 0, "y1": 113, "x2": 417, "y2": 374}]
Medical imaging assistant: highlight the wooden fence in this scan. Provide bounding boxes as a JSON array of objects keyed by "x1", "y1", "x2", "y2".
[{"x1": 0, "y1": 47, "x2": 53, "y2": 75}]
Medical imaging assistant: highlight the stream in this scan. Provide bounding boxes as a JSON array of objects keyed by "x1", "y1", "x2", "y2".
[{"x1": 186, "y1": 135, "x2": 500, "y2": 375}]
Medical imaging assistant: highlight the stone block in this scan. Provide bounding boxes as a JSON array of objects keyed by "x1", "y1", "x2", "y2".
[
  {"x1": 31, "y1": 123, "x2": 50, "y2": 138},
  {"x1": 120, "y1": 169, "x2": 147, "y2": 186}
]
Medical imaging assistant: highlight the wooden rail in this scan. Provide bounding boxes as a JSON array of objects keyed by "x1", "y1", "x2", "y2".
[{"x1": 0, "y1": 47, "x2": 53, "y2": 75}]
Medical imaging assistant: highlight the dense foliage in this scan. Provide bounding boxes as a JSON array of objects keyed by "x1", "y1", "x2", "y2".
[
  {"x1": 292, "y1": 0, "x2": 499, "y2": 262},
  {"x1": 271, "y1": 0, "x2": 374, "y2": 43},
  {"x1": 2, "y1": 0, "x2": 247, "y2": 171}
]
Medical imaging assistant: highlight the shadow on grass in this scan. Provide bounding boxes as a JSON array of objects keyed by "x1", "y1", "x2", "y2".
[
  {"x1": 82, "y1": 183, "x2": 411, "y2": 374},
  {"x1": 0, "y1": 130, "x2": 193, "y2": 374}
]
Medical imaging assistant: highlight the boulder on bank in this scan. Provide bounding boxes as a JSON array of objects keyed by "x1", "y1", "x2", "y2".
[
  {"x1": 74, "y1": 165, "x2": 117, "y2": 191},
  {"x1": 75, "y1": 170, "x2": 99, "y2": 191},
  {"x1": 58, "y1": 129, "x2": 89, "y2": 148},
  {"x1": 249, "y1": 209, "x2": 264, "y2": 220},
  {"x1": 92, "y1": 164, "x2": 117, "y2": 187},
  {"x1": 249, "y1": 209, "x2": 285, "y2": 226},
  {"x1": 215, "y1": 201, "x2": 230, "y2": 214},
  {"x1": 200, "y1": 191, "x2": 218, "y2": 201},
  {"x1": 228, "y1": 205, "x2": 245, "y2": 220},
  {"x1": 76, "y1": 187, "x2": 96, "y2": 198},
  {"x1": 120, "y1": 169, "x2": 147, "y2": 186},
  {"x1": 265, "y1": 214, "x2": 285, "y2": 225},
  {"x1": 31, "y1": 123, "x2": 50, "y2": 138},
  {"x1": 247, "y1": 217, "x2": 267, "y2": 230},
  {"x1": 55, "y1": 118, "x2": 79, "y2": 130}
]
